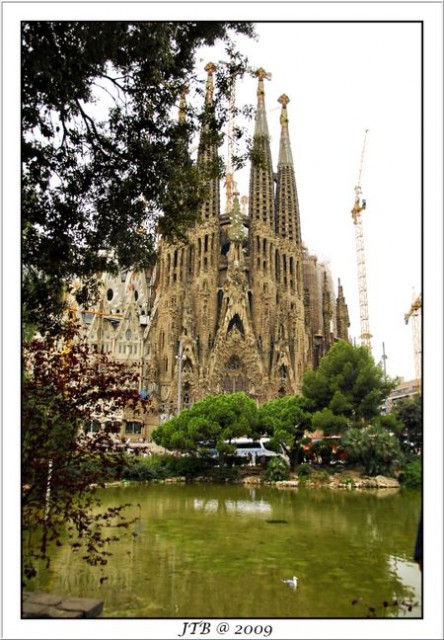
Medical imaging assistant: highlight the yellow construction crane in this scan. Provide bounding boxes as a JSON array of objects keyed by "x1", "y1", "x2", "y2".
[
  {"x1": 404, "y1": 292, "x2": 422, "y2": 391},
  {"x1": 351, "y1": 129, "x2": 372, "y2": 349}
]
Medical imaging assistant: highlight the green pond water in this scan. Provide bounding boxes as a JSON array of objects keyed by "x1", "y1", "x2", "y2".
[{"x1": 28, "y1": 483, "x2": 422, "y2": 619}]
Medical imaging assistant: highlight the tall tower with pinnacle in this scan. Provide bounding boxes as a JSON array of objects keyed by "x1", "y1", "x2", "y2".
[{"x1": 75, "y1": 63, "x2": 352, "y2": 432}]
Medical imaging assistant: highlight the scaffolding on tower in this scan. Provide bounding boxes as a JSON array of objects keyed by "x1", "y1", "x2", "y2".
[{"x1": 351, "y1": 129, "x2": 372, "y2": 349}]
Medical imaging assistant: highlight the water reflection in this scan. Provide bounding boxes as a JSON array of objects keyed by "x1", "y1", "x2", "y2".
[
  {"x1": 27, "y1": 485, "x2": 422, "y2": 619},
  {"x1": 193, "y1": 497, "x2": 272, "y2": 515},
  {"x1": 387, "y1": 555, "x2": 422, "y2": 617}
]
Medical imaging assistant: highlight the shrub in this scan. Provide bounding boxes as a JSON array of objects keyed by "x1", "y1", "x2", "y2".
[
  {"x1": 163, "y1": 455, "x2": 214, "y2": 478},
  {"x1": 121, "y1": 455, "x2": 167, "y2": 481},
  {"x1": 399, "y1": 459, "x2": 422, "y2": 488},
  {"x1": 263, "y1": 457, "x2": 290, "y2": 482},
  {"x1": 311, "y1": 469, "x2": 331, "y2": 483},
  {"x1": 342, "y1": 425, "x2": 404, "y2": 476},
  {"x1": 208, "y1": 466, "x2": 240, "y2": 483},
  {"x1": 297, "y1": 463, "x2": 312, "y2": 478}
]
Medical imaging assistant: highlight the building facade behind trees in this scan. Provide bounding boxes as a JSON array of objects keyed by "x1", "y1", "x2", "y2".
[{"x1": 76, "y1": 65, "x2": 351, "y2": 439}]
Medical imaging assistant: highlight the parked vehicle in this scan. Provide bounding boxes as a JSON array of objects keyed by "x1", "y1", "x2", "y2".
[
  {"x1": 200, "y1": 438, "x2": 288, "y2": 464},
  {"x1": 230, "y1": 438, "x2": 287, "y2": 460}
]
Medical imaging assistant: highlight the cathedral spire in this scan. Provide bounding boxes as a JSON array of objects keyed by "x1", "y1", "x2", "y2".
[
  {"x1": 336, "y1": 278, "x2": 350, "y2": 341},
  {"x1": 248, "y1": 67, "x2": 275, "y2": 229},
  {"x1": 228, "y1": 193, "x2": 246, "y2": 243},
  {"x1": 275, "y1": 94, "x2": 302, "y2": 243},
  {"x1": 204, "y1": 62, "x2": 216, "y2": 104},
  {"x1": 277, "y1": 94, "x2": 294, "y2": 166},
  {"x1": 254, "y1": 67, "x2": 271, "y2": 137},
  {"x1": 197, "y1": 62, "x2": 220, "y2": 220}
]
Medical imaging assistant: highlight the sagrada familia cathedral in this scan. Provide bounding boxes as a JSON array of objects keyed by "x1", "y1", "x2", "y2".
[{"x1": 77, "y1": 64, "x2": 350, "y2": 437}]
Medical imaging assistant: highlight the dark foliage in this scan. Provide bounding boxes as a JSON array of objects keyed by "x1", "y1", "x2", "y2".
[
  {"x1": 392, "y1": 395, "x2": 423, "y2": 456},
  {"x1": 22, "y1": 320, "x2": 150, "y2": 582},
  {"x1": 398, "y1": 459, "x2": 422, "y2": 488},
  {"x1": 22, "y1": 21, "x2": 255, "y2": 333},
  {"x1": 302, "y1": 341, "x2": 398, "y2": 432}
]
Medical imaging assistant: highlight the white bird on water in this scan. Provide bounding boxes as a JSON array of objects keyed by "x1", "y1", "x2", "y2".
[{"x1": 282, "y1": 576, "x2": 298, "y2": 589}]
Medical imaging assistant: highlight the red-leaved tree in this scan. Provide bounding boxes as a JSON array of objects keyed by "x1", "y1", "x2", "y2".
[{"x1": 22, "y1": 317, "x2": 151, "y2": 582}]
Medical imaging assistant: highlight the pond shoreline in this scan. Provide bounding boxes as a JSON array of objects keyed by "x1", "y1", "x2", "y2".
[{"x1": 99, "y1": 468, "x2": 401, "y2": 491}]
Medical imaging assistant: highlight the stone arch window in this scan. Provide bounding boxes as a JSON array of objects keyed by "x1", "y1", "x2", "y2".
[
  {"x1": 106, "y1": 288, "x2": 114, "y2": 301},
  {"x1": 279, "y1": 364, "x2": 288, "y2": 379},
  {"x1": 297, "y1": 261, "x2": 301, "y2": 294},
  {"x1": 188, "y1": 246, "x2": 193, "y2": 276},
  {"x1": 275, "y1": 250, "x2": 280, "y2": 282},
  {"x1": 182, "y1": 358, "x2": 193, "y2": 373},
  {"x1": 183, "y1": 383, "x2": 191, "y2": 408},
  {"x1": 227, "y1": 314, "x2": 245, "y2": 337},
  {"x1": 248, "y1": 291, "x2": 253, "y2": 315}
]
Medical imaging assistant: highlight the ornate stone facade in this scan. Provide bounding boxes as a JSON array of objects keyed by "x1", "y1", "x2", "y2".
[{"x1": 77, "y1": 64, "x2": 350, "y2": 433}]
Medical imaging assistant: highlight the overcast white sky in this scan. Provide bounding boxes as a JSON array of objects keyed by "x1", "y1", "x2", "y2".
[{"x1": 200, "y1": 21, "x2": 422, "y2": 382}]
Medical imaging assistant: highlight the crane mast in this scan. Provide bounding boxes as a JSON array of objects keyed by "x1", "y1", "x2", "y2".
[
  {"x1": 404, "y1": 293, "x2": 422, "y2": 392},
  {"x1": 351, "y1": 129, "x2": 372, "y2": 349}
]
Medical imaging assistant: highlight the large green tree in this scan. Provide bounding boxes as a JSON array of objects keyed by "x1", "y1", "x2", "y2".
[
  {"x1": 152, "y1": 392, "x2": 259, "y2": 460},
  {"x1": 392, "y1": 394, "x2": 423, "y2": 456},
  {"x1": 258, "y1": 395, "x2": 312, "y2": 469},
  {"x1": 22, "y1": 21, "x2": 255, "y2": 332},
  {"x1": 302, "y1": 341, "x2": 398, "y2": 434}
]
